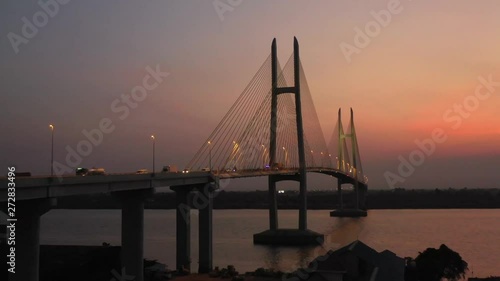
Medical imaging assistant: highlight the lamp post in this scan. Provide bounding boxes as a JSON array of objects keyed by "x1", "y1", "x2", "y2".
[
  {"x1": 261, "y1": 144, "x2": 267, "y2": 169},
  {"x1": 310, "y1": 150, "x2": 314, "y2": 167},
  {"x1": 320, "y1": 152, "x2": 324, "y2": 167},
  {"x1": 49, "y1": 124, "x2": 54, "y2": 176},
  {"x1": 208, "y1": 141, "x2": 212, "y2": 171},
  {"x1": 282, "y1": 146, "x2": 288, "y2": 167},
  {"x1": 232, "y1": 140, "x2": 238, "y2": 160},
  {"x1": 151, "y1": 135, "x2": 155, "y2": 175}
]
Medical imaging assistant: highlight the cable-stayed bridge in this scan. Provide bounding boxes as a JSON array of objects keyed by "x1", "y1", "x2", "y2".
[
  {"x1": 187, "y1": 40, "x2": 366, "y2": 185},
  {"x1": 186, "y1": 37, "x2": 367, "y2": 222},
  {"x1": 0, "y1": 38, "x2": 368, "y2": 281}
]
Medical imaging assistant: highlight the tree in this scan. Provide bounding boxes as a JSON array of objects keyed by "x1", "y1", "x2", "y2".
[{"x1": 414, "y1": 244, "x2": 468, "y2": 281}]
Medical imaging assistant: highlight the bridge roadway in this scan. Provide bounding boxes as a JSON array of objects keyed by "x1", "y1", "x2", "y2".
[
  {"x1": 0, "y1": 168, "x2": 366, "y2": 201},
  {"x1": 0, "y1": 168, "x2": 365, "y2": 281}
]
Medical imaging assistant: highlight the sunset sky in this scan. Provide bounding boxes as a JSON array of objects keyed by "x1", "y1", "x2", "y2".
[{"x1": 1, "y1": 0, "x2": 499, "y2": 189}]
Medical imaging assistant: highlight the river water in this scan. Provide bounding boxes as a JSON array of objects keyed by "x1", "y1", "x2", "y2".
[{"x1": 40, "y1": 209, "x2": 500, "y2": 277}]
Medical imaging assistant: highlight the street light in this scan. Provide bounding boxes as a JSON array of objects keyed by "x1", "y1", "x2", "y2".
[
  {"x1": 208, "y1": 141, "x2": 212, "y2": 171},
  {"x1": 151, "y1": 135, "x2": 155, "y2": 174},
  {"x1": 282, "y1": 146, "x2": 288, "y2": 167},
  {"x1": 232, "y1": 141, "x2": 239, "y2": 158},
  {"x1": 320, "y1": 152, "x2": 324, "y2": 167},
  {"x1": 310, "y1": 150, "x2": 315, "y2": 167},
  {"x1": 49, "y1": 124, "x2": 54, "y2": 176},
  {"x1": 261, "y1": 144, "x2": 267, "y2": 169}
]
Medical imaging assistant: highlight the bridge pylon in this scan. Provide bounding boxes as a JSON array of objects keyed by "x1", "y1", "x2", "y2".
[
  {"x1": 330, "y1": 108, "x2": 367, "y2": 217},
  {"x1": 253, "y1": 38, "x2": 324, "y2": 245}
]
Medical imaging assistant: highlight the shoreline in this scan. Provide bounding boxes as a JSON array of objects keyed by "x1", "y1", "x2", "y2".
[
  {"x1": 53, "y1": 188, "x2": 500, "y2": 210},
  {"x1": 3, "y1": 244, "x2": 496, "y2": 281}
]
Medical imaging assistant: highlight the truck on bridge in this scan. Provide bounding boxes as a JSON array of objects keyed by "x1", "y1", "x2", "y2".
[
  {"x1": 87, "y1": 168, "x2": 105, "y2": 175},
  {"x1": 271, "y1": 163, "x2": 284, "y2": 171},
  {"x1": 75, "y1": 167, "x2": 88, "y2": 176},
  {"x1": 162, "y1": 165, "x2": 178, "y2": 173}
]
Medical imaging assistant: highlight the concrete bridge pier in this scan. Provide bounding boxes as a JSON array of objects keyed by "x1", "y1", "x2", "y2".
[
  {"x1": 337, "y1": 178, "x2": 343, "y2": 210},
  {"x1": 171, "y1": 184, "x2": 214, "y2": 274},
  {"x1": 115, "y1": 189, "x2": 153, "y2": 281},
  {"x1": 358, "y1": 185, "x2": 367, "y2": 210},
  {"x1": 253, "y1": 174, "x2": 323, "y2": 245},
  {"x1": 195, "y1": 184, "x2": 214, "y2": 273},
  {"x1": 268, "y1": 176, "x2": 278, "y2": 230},
  {"x1": 171, "y1": 186, "x2": 193, "y2": 273},
  {"x1": 330, "y1": 180, "x2": 367, "y2": 217},
  {"x1": 6, "y1": 198, "x2": 56, "y2": 281}
]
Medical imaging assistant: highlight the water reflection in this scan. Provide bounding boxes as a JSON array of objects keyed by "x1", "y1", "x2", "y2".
[
  {"x1": 262, "y1": 246, "x2": 281, "y2": 270},
  {"x1": 326, "y1": 217, "x2": 367, "y2": 247},
  {"x1": 39, "y1": 209, "x2": 500, "y2": 276},
  {"x1": 295, "y1": 246, "x2": 316, "y2": 269},
  {"x1": 257, "y1": 217, "x2": 368, "y2": 272},
  {"x1": 259, "y1": 245, "x2": 318, "y2": 272}
]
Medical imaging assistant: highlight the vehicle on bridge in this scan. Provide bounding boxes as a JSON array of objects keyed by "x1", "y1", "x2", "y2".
[
  {"x1": 136, "y1": 169, "x2": 149, "y2": 174},
  {"x1": 87, "y1": 168, "x2": 105, "y2": 175},
  {"x1": 182, "y1": 168, "x2": 189, "y2": 174},
  {"x1": 201, "y1": 167, "x2": 210, "y2": 172},
  {"x1": 225, "y1": 166, "x2": 237, "y2": 172},
  {"x1": 271, "y1": 163, "x2": 283, "y2": 171},
  {"x1": 75, "y1": 167, "x2": 88, "y2": 176},
  {"x1": 162, "y1": 165, "x2": 178, "y2": 173}
]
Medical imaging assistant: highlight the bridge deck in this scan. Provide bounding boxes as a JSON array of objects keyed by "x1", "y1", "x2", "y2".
[{"x1": 0, "y1": 168, "x2": 366, "y2": 202}]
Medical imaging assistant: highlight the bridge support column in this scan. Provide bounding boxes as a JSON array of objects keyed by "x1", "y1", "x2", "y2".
[
  {"x1": 355, "y1": 181, "x2": 360, "y2": 210},
  {"x1": 171, "y1": 187, "x2": 192, "y2": 273},
  {"x1": 298, "y1": 174, "x2": 307, "y2": 230},
  {"x1": 253, "y1": 37, "x2": 323, "y2": 245},
  {"x1": 359, "y1": 185, "x2": 367, "y2": 210},
  {"x1": 337, "y1": 179, "x2": 343, "y2": 210},
  {"x1": 268, "y1": 177, "x2": 278, "y2": 230},
  {"x1": 116, "y1": 189, "x2": 152, "y2": 281},
  {"x1": 196, "y1": 184, "x2": 213, "y2": 273},
  {"x1": 8, "y1": 198, "x2": 56, "y2": 281},
  {"x1": 330, "y1": 181, "x2": 367, "y2": 217}
]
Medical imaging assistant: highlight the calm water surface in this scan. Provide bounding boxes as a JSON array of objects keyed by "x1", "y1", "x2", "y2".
[{"x1": 40, "y1": 209, "x2": 500, "y2": 277}]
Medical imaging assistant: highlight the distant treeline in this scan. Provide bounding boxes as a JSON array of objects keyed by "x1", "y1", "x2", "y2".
[{"x1": 55, "y1": 188, "x2": 500, "y2": 209}]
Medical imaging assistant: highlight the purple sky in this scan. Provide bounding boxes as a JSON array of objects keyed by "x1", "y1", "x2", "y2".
[{"x1": 1, "y1": 0, "x2": 499, "y2": 189}]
